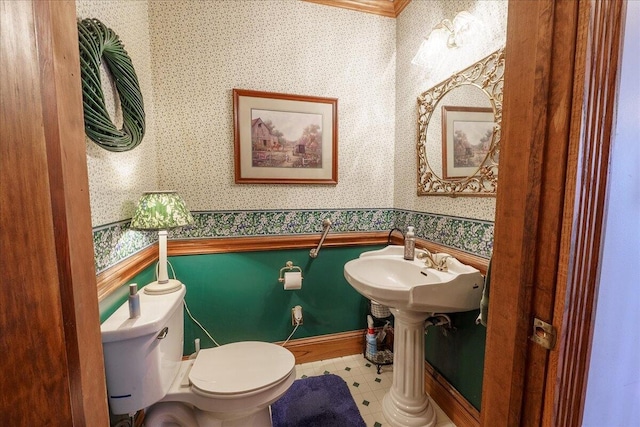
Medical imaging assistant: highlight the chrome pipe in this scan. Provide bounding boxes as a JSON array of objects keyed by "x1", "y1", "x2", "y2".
[{"x1": 309, "y1": 219, "x2": 332, "y2": 258}]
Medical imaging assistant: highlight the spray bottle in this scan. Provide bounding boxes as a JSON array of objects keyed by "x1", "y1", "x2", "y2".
[{"x1": 365, "y1": 315, "x2": 377, "y2": 359}]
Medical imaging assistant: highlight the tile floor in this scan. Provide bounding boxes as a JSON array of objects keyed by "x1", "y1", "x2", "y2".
[{"x1": 294, "y1": 354, "x2": 456, "y2": 427}]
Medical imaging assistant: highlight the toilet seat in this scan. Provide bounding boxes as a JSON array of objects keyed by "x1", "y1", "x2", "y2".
[{"x1": 189, "y1": 341, "x2": 295, "y2": 398}]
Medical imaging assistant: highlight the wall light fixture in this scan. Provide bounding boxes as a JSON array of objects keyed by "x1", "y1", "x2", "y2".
[{"x1": 412, "y1": 10, "x2": 501, "y2": 86}]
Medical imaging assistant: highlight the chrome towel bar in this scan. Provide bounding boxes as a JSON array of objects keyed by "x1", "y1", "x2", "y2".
[{"x1": 309, "y1": 219, "x2": 332, "y2": 258}]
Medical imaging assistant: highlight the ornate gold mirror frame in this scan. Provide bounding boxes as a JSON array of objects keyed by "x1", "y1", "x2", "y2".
[{"x1": 417, "y1": 48, "x2": 504, "y2": 196}]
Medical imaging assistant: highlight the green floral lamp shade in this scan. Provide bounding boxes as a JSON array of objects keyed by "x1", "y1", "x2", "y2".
[{"x1": 130, "y1": 191, "x2": 194, "y2": 230}]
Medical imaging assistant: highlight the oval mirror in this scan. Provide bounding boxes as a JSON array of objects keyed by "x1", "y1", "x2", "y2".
[{"x1": 417, "y1": 48, "x2": 504, "y2": 196}]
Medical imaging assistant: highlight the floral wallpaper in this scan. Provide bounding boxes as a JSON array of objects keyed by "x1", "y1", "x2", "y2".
[
  {"x1": 75, "y1": 0, "x2": 159, "y2": 226},
  {"x1": 148, "y1": 0, "x2": 396, "y2": 212}
]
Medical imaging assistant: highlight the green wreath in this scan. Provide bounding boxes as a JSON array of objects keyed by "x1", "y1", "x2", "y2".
[{"x1": 77, "y1": 18, "x2": 145, "y2": 152}]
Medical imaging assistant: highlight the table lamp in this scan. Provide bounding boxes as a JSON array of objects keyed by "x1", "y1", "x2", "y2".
[{"x1": 130, "y1": 191, "x2": 194, "y2": 294}]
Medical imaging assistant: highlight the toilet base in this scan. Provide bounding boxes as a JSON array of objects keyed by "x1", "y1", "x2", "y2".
[
  {"x1": 145, "y1": 402, "x2": 272, "y2": 427},
  {"x1": 197, "y1": 406, "x2": 272, "y2": 427},
  {"x1": 144, "y1": 348, "x2": 295, "y2": 427}
]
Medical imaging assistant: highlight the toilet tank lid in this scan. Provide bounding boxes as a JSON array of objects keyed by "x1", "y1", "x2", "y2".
[{"x1": 101, "y1": 285, "x2": 186, "y2": 343}]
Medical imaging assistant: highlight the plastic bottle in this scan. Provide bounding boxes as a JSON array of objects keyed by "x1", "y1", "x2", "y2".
[
  {"x1": 128, "y1": 283, "x2": 140, "y2": 319},
  {"x1": 365, "y1": 315, "x2": 377, "y2": 359},
  {"x1": 404, "y1": 226, "x2": 415, "y2": 260}
]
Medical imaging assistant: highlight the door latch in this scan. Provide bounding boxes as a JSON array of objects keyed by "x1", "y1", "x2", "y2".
[{"x1": 531, "y1": 317, "x2": 556, "y2": 350}]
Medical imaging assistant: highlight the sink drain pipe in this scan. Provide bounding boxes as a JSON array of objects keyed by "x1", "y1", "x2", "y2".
[{"x1": 424, "y1": 313, "x2": 452, "y2": 334}]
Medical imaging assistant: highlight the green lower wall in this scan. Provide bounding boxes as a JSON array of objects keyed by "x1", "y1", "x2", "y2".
[
  {"x1": 99, "y1": 244, "x2": 485, "y2": 411},
  {"x1": 99, "y1": 246, "x2": 382, "y2": 350},
  {"x1": 425, "y1": 310, "x2": 486, "y2": 410},
  {"x1": 173, "y1": 247, "x2": 377, "y2": 355}
]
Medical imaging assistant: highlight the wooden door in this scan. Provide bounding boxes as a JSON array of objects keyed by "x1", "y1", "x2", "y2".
[
  {"x1": 481, "y1": 1, "x2": 626, "y2": 426},
  {"x1": 0, "y1": 0, "x2": 109, "y2": 424}
]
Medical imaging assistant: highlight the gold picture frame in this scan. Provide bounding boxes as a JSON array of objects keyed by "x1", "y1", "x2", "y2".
[{"x1": 417, "y1": 48, "x2": 504, "y2": 196}]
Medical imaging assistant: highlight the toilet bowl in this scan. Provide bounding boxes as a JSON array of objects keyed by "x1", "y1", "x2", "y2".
[
  {"x1": 101, "y1": 285, "x2": 296, "y2": 427},
  {"x1": 145, "y1": 341, "x2": 296, "y2": 427}
]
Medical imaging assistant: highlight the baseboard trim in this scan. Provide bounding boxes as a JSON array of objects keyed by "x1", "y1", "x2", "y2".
[
  {"x1": 425, "y1": 361, "x2": 480, "y2": 427},
  {"x1": 282, "y1": 330, "x2": 479, "y2": 426},
  {"x1": 279, "y1": 330, "x2": 365, "y2": 364}
]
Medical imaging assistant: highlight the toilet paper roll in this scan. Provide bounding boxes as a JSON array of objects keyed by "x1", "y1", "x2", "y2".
[{"x1": 283, "y1": 272, "x2": 302, "y2": 290}]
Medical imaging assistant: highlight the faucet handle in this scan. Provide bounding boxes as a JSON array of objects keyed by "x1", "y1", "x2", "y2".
[
  {"x1": 417, "y1": 250, "x2": 451, "y2": 271},
  {"x1": 416, "y1": 250, "x2": 435, "y2": 268},
  {"x1": 435, "y1": 255, "x2": 451, "y2": 272}
]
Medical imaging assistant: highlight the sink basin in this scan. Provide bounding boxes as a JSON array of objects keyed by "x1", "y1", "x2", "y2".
[
  {"x1": 344, "y1": 245, "x2": 483, "y2": 313},
  {"x1": 344, "y1": 245, "x2": 485, "y2": 427}
]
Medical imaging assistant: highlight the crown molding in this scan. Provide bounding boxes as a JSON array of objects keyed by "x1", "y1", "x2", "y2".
[{"x1": 302, "y1": 0, "x2": 411, "y2": 18}]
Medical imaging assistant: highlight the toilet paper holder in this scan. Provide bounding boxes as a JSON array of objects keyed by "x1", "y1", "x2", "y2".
[{"x1": 279, "y1": 261, "x2": 303, "y2": 282}]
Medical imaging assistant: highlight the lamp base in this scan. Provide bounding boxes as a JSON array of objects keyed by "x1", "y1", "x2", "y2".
[{"x1": 143, "y1": 279, "x2": 183, "y2": 295}]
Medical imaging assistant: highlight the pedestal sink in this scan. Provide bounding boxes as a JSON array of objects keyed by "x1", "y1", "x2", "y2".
[{"x1": 344, "y1": 246, "x2": 483, "y2": 427}]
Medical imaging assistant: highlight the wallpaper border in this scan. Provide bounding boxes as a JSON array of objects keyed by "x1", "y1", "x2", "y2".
[{"x1": 93, "y1": 209, "x2": 493, "y2": 273}]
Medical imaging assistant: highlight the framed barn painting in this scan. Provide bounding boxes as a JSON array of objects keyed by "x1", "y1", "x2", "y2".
[
  {"x1": 441, "y1": 106, "x2": 496, "y2": 179},
  {"x1": 233, "y1": 89, "x2": 338, "y2": 184}
]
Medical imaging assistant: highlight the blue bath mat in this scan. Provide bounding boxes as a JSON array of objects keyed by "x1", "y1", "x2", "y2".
[{"x1": 271, "y1": 374, "x2": 366, "y2": 427}]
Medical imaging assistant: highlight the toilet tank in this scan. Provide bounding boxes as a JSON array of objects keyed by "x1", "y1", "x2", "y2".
[{"x1": 101, "y1": 285, "x2": 186, "y2": 415}]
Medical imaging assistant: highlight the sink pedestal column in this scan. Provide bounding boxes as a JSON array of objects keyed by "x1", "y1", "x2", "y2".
[{"x1": 382, "y1": 308, "x2": 436, "y2": 427}]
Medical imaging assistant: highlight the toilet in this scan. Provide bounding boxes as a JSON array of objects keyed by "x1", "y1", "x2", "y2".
[{"x1": 101, "y1": 285, "x2": 296, "y2": 427}]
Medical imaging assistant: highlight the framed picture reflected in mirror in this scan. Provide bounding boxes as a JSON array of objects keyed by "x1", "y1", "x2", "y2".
[{"x1": 441, "y1": 106, "x2": 495, "y2": 179}]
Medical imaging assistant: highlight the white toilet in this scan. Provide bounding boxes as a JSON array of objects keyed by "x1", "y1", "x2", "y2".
[{"x1": 101, "y1": 285, "x2": 296, "y2": 426}]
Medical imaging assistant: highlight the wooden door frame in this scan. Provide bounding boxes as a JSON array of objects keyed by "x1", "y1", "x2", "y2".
[
  {"x1": 1, "y1": 1, "x2": 109, "y2": 424},
  {"x1": 481, "y1": 1, "x2": 626, "y2": 426}
]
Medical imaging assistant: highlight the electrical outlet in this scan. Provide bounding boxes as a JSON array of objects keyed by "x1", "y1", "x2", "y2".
[{"x1": 291, "y1": 305, "x2": 303, "y2": 325}]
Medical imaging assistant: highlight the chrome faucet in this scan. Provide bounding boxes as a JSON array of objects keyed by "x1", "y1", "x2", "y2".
[{"x1": 417, "y1": 250, "x2": 451, "y2": 272}]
